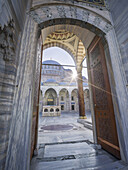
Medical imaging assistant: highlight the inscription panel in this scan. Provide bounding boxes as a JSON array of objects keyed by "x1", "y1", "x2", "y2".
[{"x1": 75, "y1": 0, "x2": 105, "y2": 6}]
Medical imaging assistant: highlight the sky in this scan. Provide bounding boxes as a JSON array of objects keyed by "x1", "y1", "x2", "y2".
[{"x1": 43, "y1": 47, "x2": 88, "y2": 79}]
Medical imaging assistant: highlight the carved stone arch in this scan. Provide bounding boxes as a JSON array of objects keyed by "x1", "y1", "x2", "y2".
[
  {"x1": 43, "y1": 42, "x2": 77, "y2": 65},
  {"x1": 30, "y1": 4, "x2": 112, "y2": 35}
]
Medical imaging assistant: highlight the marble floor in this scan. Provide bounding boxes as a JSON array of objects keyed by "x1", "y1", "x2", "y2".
[{"x1": 30, "y1": 112, "x2": 127, "y2": 170}]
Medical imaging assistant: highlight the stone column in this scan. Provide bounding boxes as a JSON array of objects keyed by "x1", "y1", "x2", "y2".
[
  {"x1": 42, "y1": 93, "x2": 45, "y2": 106},
  {"x1": 57, "y1": 94, "x2": 59, "y2": 105},
  {"x1": 77, "y1": 66, "x2": 86, "y2": 119},
  {"x1": 69, "y1": 93, "x2": 72, "y2": 112}
]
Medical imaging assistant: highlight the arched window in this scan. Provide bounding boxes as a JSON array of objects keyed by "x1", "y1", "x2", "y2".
[
  {"x1": 44, "y1": 108, "x2": 48, "y2": 112},
  {"x1": 71, "y1": 96, "x2": 74, "y2": 101},
  {"x1": 56, "y1": 108, "x2": 59, "y2": 112},
  {"x1": 50, "y1": 108, "x2": 54, "y2": 112}
]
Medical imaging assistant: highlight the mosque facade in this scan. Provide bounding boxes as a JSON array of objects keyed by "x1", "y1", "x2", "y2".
[{"x1": 40, "y1": 60, "x2": 90, "y2": 112}]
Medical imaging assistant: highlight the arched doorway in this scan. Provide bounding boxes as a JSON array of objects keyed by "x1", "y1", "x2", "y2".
[
  {"x1": 45, "y1": 88, "x2": 57, "y2": 106},
  {"x1": 29, "y1": 20, "x2": 121, "y2": 159},
  {"x1": 5, "y1": 3, "x2": 128, "y2": 170}
]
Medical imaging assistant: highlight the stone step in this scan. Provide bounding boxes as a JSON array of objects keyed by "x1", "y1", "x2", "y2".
[
  {"x1": 77, "y1": 119, "x2": 93, "y2": 130},
  {"x1": 31, "y1": 154, "x2": 120, "y2": 170}
]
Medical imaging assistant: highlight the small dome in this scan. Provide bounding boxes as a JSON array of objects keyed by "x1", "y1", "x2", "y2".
[
  {"x1": 82, "y1": 76, "x2": 87, "y2": 80},
  {"x1": 45, "y1": 79, "x2": 57, "y2": 83}
]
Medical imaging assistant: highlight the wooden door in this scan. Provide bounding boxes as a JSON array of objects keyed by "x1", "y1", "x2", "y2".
[{"x1": 88, "y1": 36, "x2": 120, "y2": 159}]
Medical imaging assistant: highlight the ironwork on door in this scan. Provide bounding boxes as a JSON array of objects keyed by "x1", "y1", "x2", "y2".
[{"x1": 88, "y1": 36, "x2": 120, "y2": 159}]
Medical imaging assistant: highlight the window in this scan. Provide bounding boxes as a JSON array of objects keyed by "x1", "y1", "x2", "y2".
[
  {"x1": 61, "y1": 96, "x2": 64, "y2": 101},
  {"x1": 50, "y1": 108, "x2": 54, "y2": 112},
  {"x1": 72, "y1": 105, "x2": 75, "y2": 110},
  {"x1": 56, "y1": 108, "x2": 59, "y2": 112},
  {"x1": 71, "y1": 96, "x2": 74, "y2": 101},
  {"x1": 44, "y1": 108, "x2": 48, "y2": 112},
  {"x1": 61, "y1": 105, "x2": 64, "y2": 110}
]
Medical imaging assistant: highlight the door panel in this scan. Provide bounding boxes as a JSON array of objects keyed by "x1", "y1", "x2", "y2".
[{"x1": 88, "y1": 36, "x2": 120, "y2": 159}]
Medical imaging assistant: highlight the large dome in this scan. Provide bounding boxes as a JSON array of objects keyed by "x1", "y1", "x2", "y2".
[{"x1": 42, "y1": 60, "x2": 61, "y2": 66}]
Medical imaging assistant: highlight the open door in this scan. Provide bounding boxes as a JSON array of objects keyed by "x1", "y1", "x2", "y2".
[{"x1": 88, "y1": 36, "x2": 120, "y2": 159}]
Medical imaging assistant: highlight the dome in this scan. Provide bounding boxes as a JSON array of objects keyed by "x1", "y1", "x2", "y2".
[
  {"x1": 42, "y1": 60, "x2": 61, "y2": 66},
  {"x1": 82, "y1": 76, "x2": 87, "y2": 80},
  {"x1": 45, "y1": 79, "x2": 57, "y2": 83}
]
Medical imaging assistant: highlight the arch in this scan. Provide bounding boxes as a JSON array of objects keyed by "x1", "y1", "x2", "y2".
[
  {"x1": 50, "y1": 108, "x2": 54, "y2": 112},
  {"x1": 84, "y1": 89, "x2": 89, "y2": 98},
  {"x1": 45, "y1": 88, "x2": 57, "y2": 105},
  {"x1": 44, "y1": 88, "x2": 57, "y2": 96},
  {"x1": 28, "y1": 5, "x2": 122, "y2": 161},
  {"x1": 59, "y1": 88, "x2": 69, "y2": 96},
  {"x1": 30, "y1": 4, "x2": 112, "y2": 35},
  {"x1": 44, "y1": 108, "x2": 48, "y2": 112},
  {"x1": 43, "y1": 42, "x2": 76, "y2": 64},
  {"x1": 56, "y1": 108, "x2": 60, "y2": 112},
  {"x1": 71, "y1": 88, "x2": 78, "y2": 94}
]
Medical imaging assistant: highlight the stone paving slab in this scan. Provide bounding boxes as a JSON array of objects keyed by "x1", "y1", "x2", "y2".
[
  {"x1": 31, "y1": 154, "x2": 120, "y2": 170},
  {"x1": 44, "y1": 142, "x2": 95, "y2": 158}
]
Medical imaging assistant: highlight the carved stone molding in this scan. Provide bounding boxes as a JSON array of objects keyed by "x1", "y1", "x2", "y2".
[
  {"x1": 57, "y1": 6, "x2": 66, "y2": 18},
  {"x1": 0, "y1": 20, "x2": 15, "y2": 62},
  {"x1": 0, "y1": 0, "x2": 12, "y2": 29},
  {"x1": 29, "y1": 10, "x2": 42, "y2": 24},
  {"x1": 29, "y1": 5, "x2": 112, "y2": 34}
]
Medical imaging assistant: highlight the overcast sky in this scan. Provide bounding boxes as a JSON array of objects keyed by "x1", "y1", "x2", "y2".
[{"x1": 43, "y1": 47, "x2": 88, "y2": 79}]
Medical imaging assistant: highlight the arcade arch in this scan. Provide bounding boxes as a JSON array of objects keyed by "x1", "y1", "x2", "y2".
[
  {"x1": 59, "y1": 88, "x2": 69, "y2": 111},
  {"x1": 43, "y1": 42, "x2": 76, "y2": 63},
  {"x1": 44, "y1": 88, "x2": 57, "y2": 105},
  {"x1": 71, "y1": 89, "x2": 79, "y2": 112}
]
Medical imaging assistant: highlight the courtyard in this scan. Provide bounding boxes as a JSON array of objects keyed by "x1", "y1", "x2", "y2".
[{"x1": 30, "y1": 112, "x2": 127, "y2": 170}]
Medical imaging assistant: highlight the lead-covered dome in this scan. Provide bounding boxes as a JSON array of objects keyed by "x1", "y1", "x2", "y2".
[{"x1": 42, "y1": 60, "x2": 61, "y2": 66}]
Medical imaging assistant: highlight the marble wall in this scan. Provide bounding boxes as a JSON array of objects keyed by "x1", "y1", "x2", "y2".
[
  {"x1": 108, "y1": 0, "x2": 128, "y2": 85},
  {"x1": 107, "y1": 0, "x2": 128, "y2": 161},
  {"x1": 0, "y1": 0, "x2": 29, "y2": 169},
  {"x1": 5, "y1": 17, "x2": 38, "y2": 170}
]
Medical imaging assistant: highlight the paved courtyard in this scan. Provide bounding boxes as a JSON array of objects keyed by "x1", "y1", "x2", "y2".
[{"x1": 30, "y1": 112, "x2": 127, "y2": 170}]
